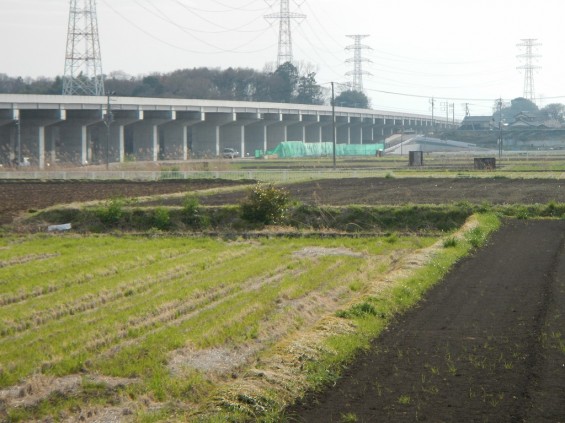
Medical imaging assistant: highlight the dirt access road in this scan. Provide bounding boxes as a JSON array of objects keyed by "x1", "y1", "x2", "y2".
[{"x1": 288, "y1": 219, "x2": 565, "y2": 422}]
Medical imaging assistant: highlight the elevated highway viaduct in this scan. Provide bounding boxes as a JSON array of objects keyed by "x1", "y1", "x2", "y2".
[{"x1": 0, "y1": 94, "x2": 454, "y2": 168}]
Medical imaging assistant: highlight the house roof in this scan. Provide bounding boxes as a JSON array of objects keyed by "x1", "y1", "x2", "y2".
[
  {"x1": 513, "y1": 111, "x2": 539, "y2": 119},
  {"x1": 461, "y1": 116, "x2": 493, "y2": 123}
]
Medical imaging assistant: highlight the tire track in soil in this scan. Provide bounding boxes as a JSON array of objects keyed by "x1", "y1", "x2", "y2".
[{"x1": 287, "y1": 219, "x2": 565, "y2": 422}]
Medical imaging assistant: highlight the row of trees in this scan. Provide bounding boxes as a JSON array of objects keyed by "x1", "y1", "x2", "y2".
[{"x1": 0, "y1": 62, "x2": 370, "y2": 108}]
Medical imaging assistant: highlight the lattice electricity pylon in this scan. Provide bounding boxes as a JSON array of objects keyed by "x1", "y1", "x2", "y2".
[
  {"x1": 265, "y1": 0, "x2": 306, "y2": 67},
  {"x1": 63, "y1": 0, "x2": 105, "y2": 96},
  {"x1": 517, "y1": 38, "x2": 541, "y2": 103},
  {"x1": 345, "y1": 34, "x2": 372, "y2": 92}
]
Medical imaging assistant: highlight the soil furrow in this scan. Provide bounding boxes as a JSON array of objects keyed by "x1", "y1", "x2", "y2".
[{"x1": 288, "y1": 219, "x2": 565, "y2": 422}]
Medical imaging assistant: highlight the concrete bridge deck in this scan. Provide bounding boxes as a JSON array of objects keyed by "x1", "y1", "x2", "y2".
[{"x1": 0, "y1": 94, "x2": 454, "y2": 168}]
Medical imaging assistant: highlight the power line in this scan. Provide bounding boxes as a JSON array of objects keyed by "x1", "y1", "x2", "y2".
[
  {"x1": 166, "y1": 0, "x2": 270, "y2": 33},
  {"x1": 181, "y1": 0, "x2": 267, "y2": 12},
  {"x1": 293, "y1": 25, "x2": 345, "y2": 79},
  {"x1": 363, "y1": 86, "x2": 512, "y2": 103},
  {"x1": 101, "y1": 0, "x2": 275, "y2": 55}
]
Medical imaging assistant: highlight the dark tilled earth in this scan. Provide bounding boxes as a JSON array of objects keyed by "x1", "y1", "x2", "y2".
[
  {"x1": 0, "y1": 179, "x2": 247, "y2": 224},
  {"x1": 3, "y1": 178, "x2": 565, "y2": 225},
  {"x1": 287, "y1": 219, "x2": 565, "y2": 422},
  {"x1": 198, "y1": 177, "x2": 565, "y2": 206}
]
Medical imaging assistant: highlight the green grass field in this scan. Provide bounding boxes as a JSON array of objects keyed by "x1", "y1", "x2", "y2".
[{"x1": 0, "y1": 232, "x2": 448, "y2": 421}]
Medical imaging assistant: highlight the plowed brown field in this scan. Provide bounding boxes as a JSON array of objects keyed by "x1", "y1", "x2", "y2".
[{"x1": 288, "y1": 219, "x2": 565, "y2": 422}]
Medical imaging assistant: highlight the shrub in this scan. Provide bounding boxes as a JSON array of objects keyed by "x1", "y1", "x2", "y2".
[
  {"x1": 96, "y1": 198, "x2": 125, "y2": 226},
  {"x1": 240, "y1": 184, "x2": 290, "y2": 225},
  {"x1": 182, "y1": 195, "x2": 210, "y2": 229},
  {"x1": 152, "y1": 207, "x2": 171, "y2": 230}
]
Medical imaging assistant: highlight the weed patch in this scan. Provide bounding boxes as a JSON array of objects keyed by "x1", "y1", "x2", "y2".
[{"x1": 240, "y1": 183, "x2": 291, "y2": 225}]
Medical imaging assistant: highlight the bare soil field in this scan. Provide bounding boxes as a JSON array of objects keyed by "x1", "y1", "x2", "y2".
[
  {"x1": 198, "y1": 177, "x2": 565, "y2": 207},
  {"x1": 2, "y1": 178, "x2": 565, "y2": 226},
  {"x1": 0, "y1": 179, "x2": 247, "y2": 224},
  {"x1": 287, "y1": 219, "x2": 565, "y2": 422}
]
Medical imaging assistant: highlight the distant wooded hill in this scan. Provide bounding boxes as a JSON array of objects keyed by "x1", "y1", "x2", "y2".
[{"x1": 0, "y1": 62, "x2": 371, "y2": 108}]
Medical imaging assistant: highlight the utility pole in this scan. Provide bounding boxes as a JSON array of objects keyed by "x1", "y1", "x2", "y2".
[
  {"x1": 265, "y1": 0, "x2": 305, "y2": 66},
  {"x1": 104, "y1": 92, "x2": 115, "y2": 169},
  {"x1": 497, "y1": 98, "x2": 503, "y2": 158},
  {"x1": 331, "y1": 82, "x2": 336, "y2": 169},
  {"x1": 345, "y1": 35, "x2": 372, "y2": 92},
  {"x1": 429, "y1": 97, "x2": 435, "y2": 134},
  {"x1": 441, "y1": 101, "x2": 449, "y2": 129},
  {"x1": 63, "y1": 0, "x2": 105, "y2": 95},
  {"x1": 15, "y1": 117, "x2": 21, "y2": 167}
]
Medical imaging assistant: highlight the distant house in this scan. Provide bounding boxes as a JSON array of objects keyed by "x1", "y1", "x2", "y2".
[
  {"x1": 508, "y1": 111, "x2": 546, "y2": 129},
  {"x1": 459, "y1": 116, "x2": 494, "y2": 130}
]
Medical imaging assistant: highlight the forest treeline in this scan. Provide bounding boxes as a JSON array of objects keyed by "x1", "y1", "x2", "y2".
[{"x1": 0, "y1": 62, "x2": 370, "y2": 108}]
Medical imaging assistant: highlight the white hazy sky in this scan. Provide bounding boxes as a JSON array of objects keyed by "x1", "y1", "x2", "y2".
[{"x1": 1, "y1": 0, "x2": 564, "y2": 118}]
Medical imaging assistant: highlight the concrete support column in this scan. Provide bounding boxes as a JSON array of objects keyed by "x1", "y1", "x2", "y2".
[
  {"x1": 81, "y1": 125, "x2": 88, "y2": 165},
  {"x1": 245, "y1": 117, "x2": 278, "y2": 156},
  {"x1": 300, "y1": 115, "x2": 319, "y2": 144},
  {"x1": 152, "y1": 125, "x2": 159, "y2": 162},
  {"x1": 184, "y1": 126, "x2": 189, "y2": 160},
  {"x1": 215, "y1": 125, "x2": 220, "y2": 156},
  {"x1": 240, "y1": 125, "x2": 245, "y2": 157},
  {"x1": 129, "y1": 110, "x2": 175, "y2": 162},
  {"x1": 117, "y1": 125, "x2": 125, "y2": 162},
  {"x1": 336, "y1": 116, "x2": 350, "y2": 144},
  {"x1": 190, "y1": 112, "x2": 235, "y2": 158},
  {"x1": 20, "y1": 109, "x2": 66, "y2": 169},
  {"x1": 56, "y1": 110, "x2": 104, "y2": 165},
  {"x1": 113, "y1": 110, "x2": 143, "y2": 163},
  {"x1": 0, "y1": 109, "x2": 19, "y2": 166},
  {"x1": 38, "y1": 126, "x2": 45, "y2": 169}
]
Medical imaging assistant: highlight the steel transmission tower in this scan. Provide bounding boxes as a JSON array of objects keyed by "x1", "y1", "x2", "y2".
[
  {"x1": 516, "y1": 38, "x2": 541, "y2": 103},
  {"x1": 265, "y1": 0, "x2": 305, "y2": 66},
  {"x1": 63, "y1": 0, "x2": 105, "y2": 96},
  {"x1": 345, "y1": 35, "x2": 372, "y2": 92}
]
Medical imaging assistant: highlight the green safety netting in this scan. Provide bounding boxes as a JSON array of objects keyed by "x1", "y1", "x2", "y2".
[{"x1": 261, "y1": 141, "x2": 384, "y2": 158}]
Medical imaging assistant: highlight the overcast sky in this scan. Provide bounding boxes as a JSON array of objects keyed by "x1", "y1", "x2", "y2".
[{"x1": 1, "y1": 0, "x2": 564, "y2": 118}]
